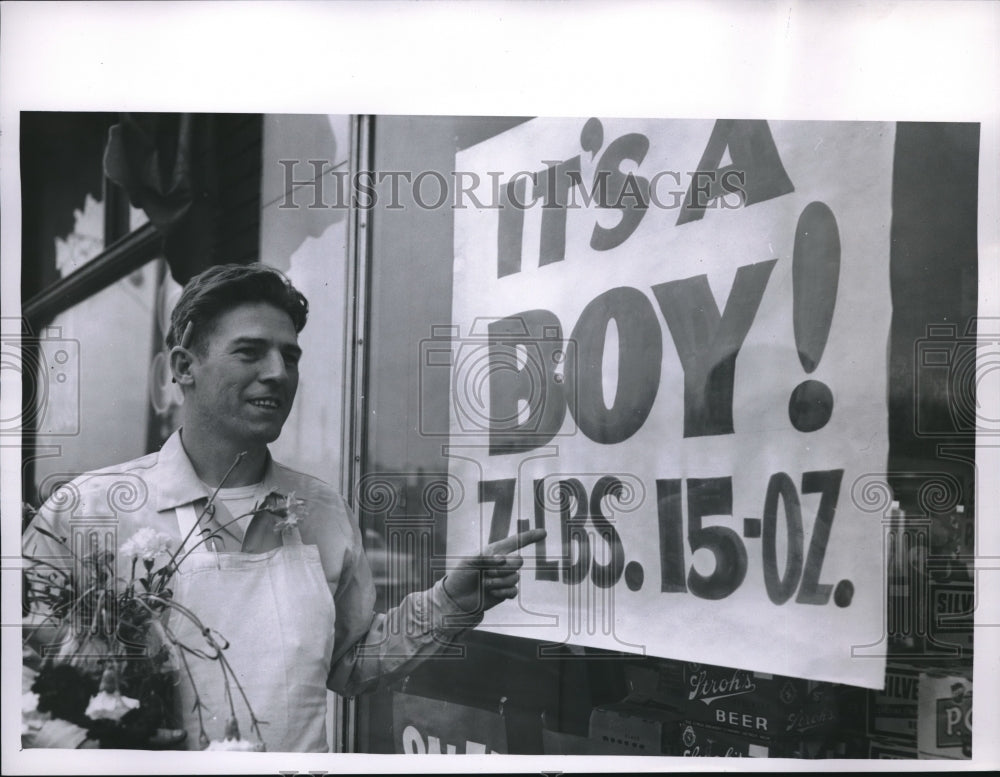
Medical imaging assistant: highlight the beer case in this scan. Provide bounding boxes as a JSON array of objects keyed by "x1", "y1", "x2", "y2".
[
  {"x1": 868, "y1": 739, "x2": 919, "y2": 759},
  {"x1": 674, "y1": 720, "x2": 774, "y2": 758},
  {"x1": 866, "y1": 662, "x2": 920, "y2": 744},
  {"x1": 624, "y1": 661, "x2": 839, "y2": 742},
  {"x1": 586, "y1": 698, "x2": 684, "y2": 755}
]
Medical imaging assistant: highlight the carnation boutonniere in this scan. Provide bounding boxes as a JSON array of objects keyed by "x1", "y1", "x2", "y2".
[{"x1": 257, "y1": 491, "x2": 308, "y2": 534}]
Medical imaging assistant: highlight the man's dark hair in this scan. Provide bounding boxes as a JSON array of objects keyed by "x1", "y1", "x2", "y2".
[{"x1": 166, "y1": 263, "x2": 309, "y2": 352}]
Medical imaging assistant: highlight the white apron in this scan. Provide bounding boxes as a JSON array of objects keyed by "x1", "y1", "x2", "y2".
[{"x1": 169, "y1": 502, "x2": 336, "y2": 752}]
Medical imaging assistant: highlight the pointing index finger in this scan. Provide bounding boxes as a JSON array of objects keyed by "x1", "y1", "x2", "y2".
[{"x1": 488, "y1": 528, "x2": 547, "y2": 556}]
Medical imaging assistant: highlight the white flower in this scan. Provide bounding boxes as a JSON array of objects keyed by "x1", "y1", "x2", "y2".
[
  {"x1": 263, "y1": 491, "x2": 308, "y2": 533},
  {"x1": 28, "y1": 717, "x2": 89, "y2": 749},
  {"x1": 85, "y1": 690, "x2": 140, "y2": 721},
  {"x1": 206, "y1": 736, "x2": 265, "y2": 751},
  {"x1": 22, "y1": 691, "x2": 39, "y2": 714},
  {"x1": 119, "y1": 527, "x2": 172, "y2": 562},
  {"x1": 206, "y1": 717, "x2": 265, "y2": 751},
  {"x1": 21, "y1": 691, "x2": 50, "y2": 739}
]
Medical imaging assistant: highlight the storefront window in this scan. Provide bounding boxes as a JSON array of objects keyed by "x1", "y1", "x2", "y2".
[
  {"x1": 19, "y1": 112, "x2": 264, "y2": 504},
  {"x1": 20, "y1": 113, "x2": 126, "y2": 298},
  {"x1": 356, "y1": 115, "x2": 977, "y2": 759},
  {"x1": 31, "y1": 259, "x2": 163, "y2": 501}
]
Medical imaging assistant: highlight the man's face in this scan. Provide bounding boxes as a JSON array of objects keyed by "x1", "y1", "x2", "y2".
[{"x1": 187, "y1": 302, "x2": 301, "y2": 447}]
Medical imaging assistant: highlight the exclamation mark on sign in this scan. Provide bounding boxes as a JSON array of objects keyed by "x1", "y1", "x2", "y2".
[{"x1": 788, "y1": 201, "x2": 840, "y2": 432}]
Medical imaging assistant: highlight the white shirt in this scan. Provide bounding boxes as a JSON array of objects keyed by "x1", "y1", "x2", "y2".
[{"x1": 202, "y1": 481, "x2": 266, "y2": 535}]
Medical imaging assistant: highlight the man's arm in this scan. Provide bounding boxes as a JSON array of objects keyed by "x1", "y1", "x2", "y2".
[{"x1": 326, "y1": 525, "x2": 545, "y2": 697}]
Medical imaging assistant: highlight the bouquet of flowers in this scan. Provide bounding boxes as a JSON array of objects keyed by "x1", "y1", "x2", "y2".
[{"x1": 21, "y1": 454, "x2": 307, "y2": 751}]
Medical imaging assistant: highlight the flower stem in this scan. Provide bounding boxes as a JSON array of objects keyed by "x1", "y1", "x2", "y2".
[
  {"x1": 172, "y1": 506, "x2": 268, "y2": 567},
  {"x1": 143, "y1": 596, "x2": 265, "y2": 743},
  {"x1": 175, "y1": 642, "x2": 209, "y2": 746},
  {"x1": 160, "y1": 451, "x2": 247, "y2": 575},
  {"x1": 22, "y1": 553, "x2": 72, "y2": 580},
  {"x1": 219, "y1": 657, "x2": 236, "y2": 724},
  {"x1": 217, "y1": 650, "x2": 266, "y2": 741}
]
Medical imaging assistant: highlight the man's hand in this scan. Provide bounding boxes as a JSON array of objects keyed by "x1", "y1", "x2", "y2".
[{"x1": 442, "y1": 529, "x2": 547, "y2": 615}]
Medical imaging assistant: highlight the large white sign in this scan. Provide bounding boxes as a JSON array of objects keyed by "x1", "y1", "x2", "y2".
[{"x1": 446, "y1": 118, "x2": 893, "y2": 689}]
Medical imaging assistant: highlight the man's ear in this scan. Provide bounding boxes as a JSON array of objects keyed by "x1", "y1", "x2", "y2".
[{"x1": 169, "y1": 346, "x2": 196, "y2": 388}]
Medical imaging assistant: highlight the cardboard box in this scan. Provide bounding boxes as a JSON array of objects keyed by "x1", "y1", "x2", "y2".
[
  {"x1": 674, "y1": 720, "x2": 775, "y2": 758},
  {"x1": 624, "y1": 661, "x2": 838, "y2": 741},
  {"x1": 587, "y1": 699, "x2": 683, "y2": 755},
  {"x1": 868, "y1": 739, "x2": 918, "y2": 759},
  {"x1": 867, "y1": 663, "x2": 920, "y2": 744},
  {"x1": 541, "y1": 727, "x2": 643, "y2": 756}
]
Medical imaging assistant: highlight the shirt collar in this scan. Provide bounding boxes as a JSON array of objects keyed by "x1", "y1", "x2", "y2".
[{"x1": 154, "y1": 429, "x2": 288, "y2": 512}]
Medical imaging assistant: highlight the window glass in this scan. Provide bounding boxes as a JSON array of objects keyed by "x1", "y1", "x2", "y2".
[
  {"x1": 357, "y1": 116, "x2": 978, "y2": 760},
  {"x1": 359, "y1": 115, "x2": 666, "y2": 756},
  {"x1": 20, "y1": 112, "x2": 123, "y2": 294},
  {"x1": 31, "y1": 259, "x2": 164, "y2": 501}
]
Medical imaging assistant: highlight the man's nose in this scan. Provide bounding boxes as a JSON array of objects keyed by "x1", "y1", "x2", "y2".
[{"x1": 258, "y1": 349, "x2": 290, "y2": 383}]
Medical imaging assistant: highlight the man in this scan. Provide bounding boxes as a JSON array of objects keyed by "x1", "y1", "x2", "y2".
[{"x1": 23, "y1": 263, "x2": 544, "y2": 752}]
